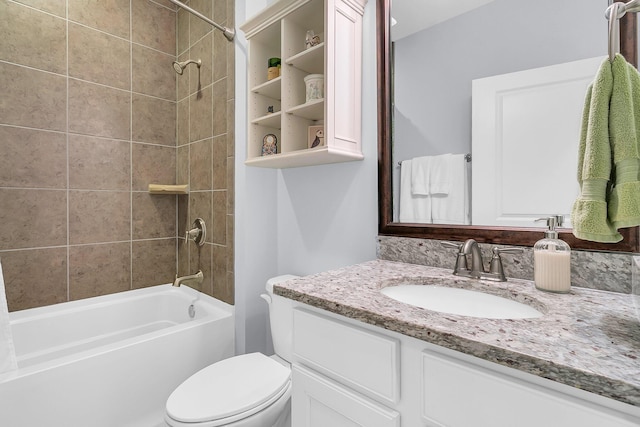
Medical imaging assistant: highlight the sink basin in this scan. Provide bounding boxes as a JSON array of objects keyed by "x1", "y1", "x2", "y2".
[{"x1": 380, "y1": 284, "x2": 543, "y2": 319}]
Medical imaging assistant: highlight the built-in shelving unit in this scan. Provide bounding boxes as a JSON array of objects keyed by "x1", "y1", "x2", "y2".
[{"x1": 240, "y1": 0, "x2": 367, "y2": 168}]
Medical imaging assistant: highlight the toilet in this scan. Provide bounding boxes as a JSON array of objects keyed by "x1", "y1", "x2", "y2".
[{"x1": 164, "y1": 275, "x2": 298, "y2": 427}]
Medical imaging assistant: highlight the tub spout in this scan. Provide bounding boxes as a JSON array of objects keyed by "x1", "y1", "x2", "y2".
[{"x1": 173, "y1": 270, "x2": 204, "y2": 287}]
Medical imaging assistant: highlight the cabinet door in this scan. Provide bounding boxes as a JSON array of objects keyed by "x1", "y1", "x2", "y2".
[{"x1": 292, "y1": 365, "x2": 400, "y2": 427}]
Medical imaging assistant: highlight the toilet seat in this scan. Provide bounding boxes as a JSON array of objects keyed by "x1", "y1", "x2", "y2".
[{"x1": 165, "y1": 353, "x2": 291, "y2": 426}]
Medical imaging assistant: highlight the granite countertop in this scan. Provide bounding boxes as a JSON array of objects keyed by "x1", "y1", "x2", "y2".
[{"x1": 274, "y1": 259, "x2": 640, "y2": 407}]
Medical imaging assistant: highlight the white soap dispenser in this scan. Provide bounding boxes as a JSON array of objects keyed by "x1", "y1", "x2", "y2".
[{"x1": 534, "y1": 215, "x2": 571, "y2": 293}]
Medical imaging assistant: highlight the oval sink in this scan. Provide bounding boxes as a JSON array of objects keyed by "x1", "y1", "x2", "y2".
[{"x1": 380, "y1": 284, "x2": 543, "y2": 319}]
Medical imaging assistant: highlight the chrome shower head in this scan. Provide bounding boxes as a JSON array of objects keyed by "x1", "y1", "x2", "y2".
[{"x1": 172, "y1": 59, "x2": 202, "y2": 75}]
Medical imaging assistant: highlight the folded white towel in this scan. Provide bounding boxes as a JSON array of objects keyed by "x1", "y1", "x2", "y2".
[
  {"x1": 0, "y1": 258, "x2": 17, "y2": 375},
  {"x1": 429, "y1": 153, "x2": 452, "y2": 195},
  {"x1": 431, "y1": 154, "x2": 470, "y2": 225},
  {"x1": 399, "y1": 160, "x2": 432, "y2": 223},
  {"x1": 411, "y1": 156, "x2": 431, "y2": 195}
]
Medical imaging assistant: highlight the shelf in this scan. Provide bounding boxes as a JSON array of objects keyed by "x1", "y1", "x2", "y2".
[
  {"x1": 286, "y1": 98, "x2": 324, "y2": 120},
  {"x1": 285, "y1": 43, "x2": 324, "y2": 74},
  {"x1": 251, "y1": 111, "x2": 282, "y2": 128},
  {"x1": 148, "y1": 184, "x2": 189, "y2": 195},
  {"x1": 251, "y1": 77, "x2": 282, "y2": 100},
  {"x1": 245, "y1": 146, "x2": 364, "y2": 169}
]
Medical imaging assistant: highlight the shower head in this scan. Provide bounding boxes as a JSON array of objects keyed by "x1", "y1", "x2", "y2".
[{"x1": 172, "y1": 59, "x2": 202, "y2": 75}]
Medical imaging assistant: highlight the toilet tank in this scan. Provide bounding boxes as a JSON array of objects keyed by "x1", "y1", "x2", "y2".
[{"x1": 264, "y1": 275, "x2": 298, "y2": 362}]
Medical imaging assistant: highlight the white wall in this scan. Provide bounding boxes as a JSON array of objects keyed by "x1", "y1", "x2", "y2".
[{"x1": 235, "y1": 0, "x2": 378, "y2": 355}]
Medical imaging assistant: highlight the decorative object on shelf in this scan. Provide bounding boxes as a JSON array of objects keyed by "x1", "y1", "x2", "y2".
[
  {"x1": 267, "y1": 105, "x2": 274, "y2": 113},
  {"x1": 304, "y1": 74, "x2": 324, "y2": 102},
  {"x1": 267, "y1": 57, "x2": 281, "y2": 80},
  {"x1": 308, "y1": 126, "x2": 325, "y2": 148},
  {"x1": 262, "y1": 133, "x2": 278, "y2": 155},
  {"x1": 305, "y1": 30, "x2": 321, "y2": 49}
]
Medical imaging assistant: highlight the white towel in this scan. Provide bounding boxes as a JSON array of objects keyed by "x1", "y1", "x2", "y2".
[
  {"x1": 399, "y1": 160, "x2": 432, "y2": 223},
  {"x1": 429, "y1": 153, "x2": 452, "y2": 195},
  {"x1": 410, "y1": 156, "x2": 431, "y2": 195},
  {"x1": 0, "y1": 258, "x2": 17, "y2": 374},
  {"x1": 431, "y1": 154, "x2": 470, "y2": 225}
]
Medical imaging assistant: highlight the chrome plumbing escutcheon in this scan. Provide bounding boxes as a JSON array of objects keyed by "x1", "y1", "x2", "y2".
[{"x1": 186, "y1": 218, "x2": 206, "y2": 246}]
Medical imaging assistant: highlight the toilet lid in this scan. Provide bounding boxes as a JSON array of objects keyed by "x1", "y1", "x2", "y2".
[{"x1": 166, "y1": 353, "x2": 291, "y2": 423}]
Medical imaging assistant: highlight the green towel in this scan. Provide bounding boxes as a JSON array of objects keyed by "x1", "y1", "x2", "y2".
[{"x1": 572, "y1": 54, "x2": 640, "y2": 243}]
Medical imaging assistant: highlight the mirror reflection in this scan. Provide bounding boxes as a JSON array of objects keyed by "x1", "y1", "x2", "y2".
[{"x1": 391, "y1": 0, "x2": 606, "y2": 228}]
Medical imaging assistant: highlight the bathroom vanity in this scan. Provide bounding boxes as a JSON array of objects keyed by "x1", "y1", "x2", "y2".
[{"x1": 275, "y1": 260, "x2": 640, "y2": 427}]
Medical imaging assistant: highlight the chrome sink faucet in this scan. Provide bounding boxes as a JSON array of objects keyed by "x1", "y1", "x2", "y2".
[
  {"x1": 173, "y1": 270, "x2": 204, "y2": 287},
  {"x1": 442, "y1": 239, "x2": 523, "y2": 282}
]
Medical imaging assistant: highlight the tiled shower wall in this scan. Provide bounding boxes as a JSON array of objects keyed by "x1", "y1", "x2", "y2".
[
  {"x1": 175, "y1": 0, "x2": 235, "y2": 305},
  {"x1": 0, "y1": 0, "x2": 184, "y2": 311}
]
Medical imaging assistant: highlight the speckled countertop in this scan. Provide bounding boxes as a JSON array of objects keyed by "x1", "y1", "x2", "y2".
[{"x1": 274, "y1": 259, "x2": 640, "y2": 407}]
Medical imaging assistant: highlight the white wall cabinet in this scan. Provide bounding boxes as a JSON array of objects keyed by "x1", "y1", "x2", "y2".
[
  {"x1": 240, "y1": 0, "x2": 366, "y2": 168},
  {"x1": 290, "y1": 305, "x2": 640, "y2": 427}
]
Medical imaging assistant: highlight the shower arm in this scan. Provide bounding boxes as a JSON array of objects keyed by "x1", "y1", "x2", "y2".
[{"x1": 166, "y1": 0, "x2": 235, "y2": 41}]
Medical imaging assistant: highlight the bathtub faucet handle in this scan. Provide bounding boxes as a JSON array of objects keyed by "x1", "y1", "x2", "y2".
[{"x1": 185, "y1": 218, "x2": 206, "y2": 246}]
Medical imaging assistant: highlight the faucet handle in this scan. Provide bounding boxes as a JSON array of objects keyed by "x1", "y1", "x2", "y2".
[
  {"x1": 488, "y1": 246, "x2": 524, "y2": 280},
  {"x1": 441, "y1": 241, "x2": 468, "y2": 274}
]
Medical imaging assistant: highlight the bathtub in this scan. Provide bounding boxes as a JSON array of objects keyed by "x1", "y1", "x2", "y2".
[{"x1": 0, "y1": 284, "x2": 234, "y2": 427}]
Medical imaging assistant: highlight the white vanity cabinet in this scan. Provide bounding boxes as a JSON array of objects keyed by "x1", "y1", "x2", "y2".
[
  {"x1": 240, "y1": 0, "x2": 366, "y2": 168},
  {"x1": 290, "y1": 305, "x2": 640, "y2": 427}
]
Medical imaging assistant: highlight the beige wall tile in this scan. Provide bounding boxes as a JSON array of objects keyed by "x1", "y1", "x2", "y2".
[
  {"x1": 189, "y1": 85, "x2": 212, "y2": 142},
  {"x1": 189, "y1": 192, "x2": 212, "y2": 238},
  {"x1": 154, "y1": 0, "x2": 178, "y2": 11},
  {"x1": 68, "y1": 79, "x2": 131, "y2": 140},
  {"x1": 177, "y1": 7, "x2": 190, "y2": 56},
  {"x1": 212, "y1": 135, "x2": 227, "y2": 190},
  {"x1": 0, "y1": 1, "x2": 66, "y2": 74},
  {"x1": 69, "y1": 242, "x2": 131, "y2": 300},
  {"x1": 190, "y1": 138, "x2": 212, "y2": 191},
  {"x1": 214, "y1": 0, "x2": 228, "y2": 25},
  {"x1": 213, "y1": 30, "x2": 227, "y2": 83},
  {"x1": 227, "y1": 100, "x2": 235, "y2": 155},
  {"x1": 177, "y1": 51, "x2": 190, "y2": 102},
  {"x1": 132, "y1": 192, "x2": 177, "y2": 239},
  {"x1": 68, "y1": 135, "x2": 131, "y2": 191},
  {"x1": 227, "y1": 156, "x2": 235, "y2": 215},
  {"x1": 188, "y1": 0, "x2": 212, "y2": 44},
  {"x1": 68, "y1": 0, "x2": 130, "y2": 39},
  {"x1": 177, "y1": 145, "x2": 189, "y2": 186},
  {"x1": 226, "y1": 45, "x2": 235, "y2": 101},
  {"x1": 177, "y1": 99, "x2": 190, "y2": 146},
  {"x1": 227, "y1": 215, "x2": 234, "y2": 272},
  {"x1": 0, "y1": 189, "x2": 67, "y2": 250},
  {"x1": 132, "y1": 94, "x2": 176, "y2": 146},
  {"x1": 212, "y1": 244, "x2": 233, "y2": 304},
  {"x1": 212, "y1": 190, "x2": 226, "y2": 245},
  {"x1": 177, "y1": 236, "x2": 190, "y2": 277},
  {"x1": 68, "y1": 23, "x2": 131, "y2": 90},
  {"x1": 132, "y1": 0, "x2": 176, "y2": 55},
  {"x1": 189, "y1": 242, "x2": 212, "y2": 294},
  {"x1": 132, "y1": 44, "x2": 176, "y2": 101},
  {"x1": 0, "y1": 62, "x2": 66, "y2": 131},
  {"x1": 69, "y1": 191, "x2": 131, "y2": 244},
  {"x1": 0, "y1": 126, "x2": 66, "y2": 189},
  {"x1": 132, "y1": 143, "x2": 176, "y2": 190},
  {"x1": 189, "y1": 33, "x2": 212, "y2": 95},
  {"x1": 212, "y1": 78, "x2": 227, "y2": 136},
  {"x1": 1, "y1": 248, "x2": 67, "y2": 311},
  {"x1": 177, "y1": 194, "x2": 189, "y2": 244},
  {"x1": 11, "y1": 0, "x2": 65, "y2": 17},
  {"x1": 132, "y1": 238, "x2": 176, "y2": 288}
]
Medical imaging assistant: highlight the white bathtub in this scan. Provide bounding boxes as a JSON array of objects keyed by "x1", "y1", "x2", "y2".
[{"x1": 0, "y1": 284, "x2": 234, "y2": 427}]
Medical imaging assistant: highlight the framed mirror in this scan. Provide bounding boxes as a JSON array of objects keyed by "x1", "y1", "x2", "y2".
[{"x1": 377, "y1": 0, "x2": 640, "y2": 252}]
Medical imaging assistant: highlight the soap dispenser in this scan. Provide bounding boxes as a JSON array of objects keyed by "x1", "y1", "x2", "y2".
[{"x1": 534, "y1": 215, "x2": 571, "y2": 293}]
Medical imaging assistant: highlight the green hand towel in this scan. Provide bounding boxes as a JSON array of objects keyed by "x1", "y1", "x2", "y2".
[{"x1": 572, "y1": 54, "x2": 640, "y2": 243}]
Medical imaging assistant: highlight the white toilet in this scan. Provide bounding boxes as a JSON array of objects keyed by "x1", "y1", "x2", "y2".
[{"x1": 164, "y1": 275, "x2": 298, "y2": 427}]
